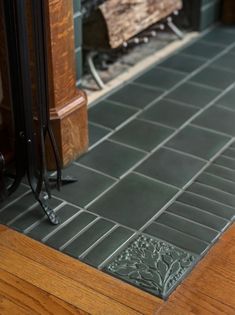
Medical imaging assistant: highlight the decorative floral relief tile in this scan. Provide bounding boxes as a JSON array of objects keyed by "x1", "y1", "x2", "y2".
[{"x1": 103, "y1": 235, "x2": 198, "y2": 299}]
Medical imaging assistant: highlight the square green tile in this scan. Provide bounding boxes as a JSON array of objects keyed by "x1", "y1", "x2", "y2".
[
  {"x1": 88, "y1": 173, "x2": 178, "y2": 230},
  {"x1": 190, "y1": 66, "x2": 235, "y2": 90},
  {"x1": 181, "y1": 41, "x2": 224, "y2": 59},
  {"x1": 88, "y1": 101, "x2": 137, "y2": 130},
  {"x1": 193, "y1": 106, "x2": 235, "y2": 136},
  {"x1": 136, "y1": 148, "x2": 205, "y2": 188},
  {"x1": 167, "y1": 82, "x2": 220, "y2": 108},
  {"x1": 166, "y1": 125, "x2": 230, "y2": 160},
  {"x1": 108, "y1": 83, "x2": 164, "y2": 109},
  {"x1": 52, "y1": 164, "x2": 116, "y2": 207},
  {"x1": 140, "y1": 99, "x2": 198, "y2": 128},
  {"x1": 135, "y1": 67, "x2": 185, "y2": 90},
  {"x1": 110, "y1": 119, "x2": 174, "y2": 152},
  {"x1": 83, "y1": 227, "x2": 134, "y2": 267},
  {"x1": 77, "y1": 140, "x2": 145, "y2": 178},
  {"x1": 159, "y1": 54, "x2": 206, "y2": 74}
]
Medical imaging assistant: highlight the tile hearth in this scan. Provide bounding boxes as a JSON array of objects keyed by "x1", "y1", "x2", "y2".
[{"x1": 1, "y1": 25, "x2": 235, "y2": 299}]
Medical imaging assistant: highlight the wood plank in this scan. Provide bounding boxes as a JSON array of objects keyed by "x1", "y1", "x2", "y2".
[
  {"x1": 0, "y1": 225, "x2": 161, "y2": 315},
  {"x1": 155, "y1": 285, "x2": 235, "y2": 315},
  {"x1": 0, "y1": 268, "x2": 86, "y2": 315},
  {"x1": 0, "y1": 243, "x2": 141, "y2": 315}
]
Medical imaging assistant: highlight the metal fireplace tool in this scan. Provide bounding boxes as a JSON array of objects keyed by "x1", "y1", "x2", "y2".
[{"x1": 0, "y1": 0, "x2": 76, "y2": 224}]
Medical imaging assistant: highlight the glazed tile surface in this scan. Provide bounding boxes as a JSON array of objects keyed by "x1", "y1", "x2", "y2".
[
  {"x1": 104, "y1": 235, "x2": 197, "y2": 299},
  {"x1": 1, "y1": 25, "x2": 235, "y2": 300}
]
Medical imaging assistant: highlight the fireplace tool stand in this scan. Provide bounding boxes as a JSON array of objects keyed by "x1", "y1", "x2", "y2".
[{"x1": 0, "y1": 0, "x2": 76, "y2": 224}]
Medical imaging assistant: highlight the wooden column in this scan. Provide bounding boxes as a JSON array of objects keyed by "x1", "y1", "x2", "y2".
[
  {"x1": 0, "y1": 0, "x2": 88, "y2": 169},
  {"x1": 44, "y1": 0, "x2": 88, "y2": 168}
]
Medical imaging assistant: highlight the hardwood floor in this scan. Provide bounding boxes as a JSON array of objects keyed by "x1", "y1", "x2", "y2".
[{"x1": 0, "y1": 223, "x2": 234, "y2": 315}]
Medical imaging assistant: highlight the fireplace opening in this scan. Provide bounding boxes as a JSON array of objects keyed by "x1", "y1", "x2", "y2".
[{"x1": 73, "y1": 0, "x2": 222, "y2": 97}]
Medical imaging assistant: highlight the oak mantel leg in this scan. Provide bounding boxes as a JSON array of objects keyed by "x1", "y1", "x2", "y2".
[{"x1": 44, "y1": 0, "x2": 88, "y2": 168}]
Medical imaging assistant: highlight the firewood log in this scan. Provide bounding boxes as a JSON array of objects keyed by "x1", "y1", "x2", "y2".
[{"x1": 83, "y1": 0, "x2": 183, "y2": 49}]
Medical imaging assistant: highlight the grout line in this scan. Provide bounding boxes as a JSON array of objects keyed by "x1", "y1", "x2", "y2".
[
  {"x1": 163, "y1": 210, "x2": 220, "y2": 232},
  {"x1": 213, "y1": 162, "x2": 235, "y2": 172},
  {"x1": 191, "y1": 180, "x2": 235, "y2": 198},
  {"x1": 7, "y1": 201, "x2": 39, "y2": 226},
  {"x1": 88, "y1": 120, "x2": 113, "y2": 131},
  {"x1": 190, "y1": 123, "x2": 233, "y2": 138},
  {"x1": 23, "y1": 201, "x2": 68, "y2": 234},
  {"x1": 138, "y1": 137, "x2": 235, "y2": 232},
  {"x1": 78, "y1": 224, "x2": 119, "y2": 259},
  {"x1": 59, "y1": 216, "x2": 100, "y2": 251},
  {"x1": 84, "y1": 182, "x2": 120, "y2": 209},
  {"x1": 102, "y1": 99, "x2": 141, "y2": 111},
  {"x1": 163, "y1": 97, "x2": 200, "y2": 109},
  {"x1": 186, "y1": 80, "x2": 223, "y2": 92},
  {"x1": 177, "y1": 79, "x2": 222, "y2": 92},
  {"x1": 174, "y1": 200, "x2": 229, "y2": 223},
  {"x1": 222, "y1": 153, "x2": 235, "y2": 160},
  {"x1": 40, "y1": 210, "x2": 84, "y2": 243},
  {"x1": 178, "y1": 52, "x2": 208, "y2": 61},
  {"x1": 97, "y1": 232, "x2": 137, "y2": 270},
  {"x1": 217, "y1": 154, "x2": 235, "y2": 162},
  {"x1": 131, "y1": 171, "x2": 179, "y2": 190},
  {"x1": 89, "y1": 121, "x2": 112, "y2": 131},
  {"x1": 73, "y1": 161, "x2": 118, "y2": 181},
  {"x1": 0, "y1": 190, "x2": 32, "y2": 213},
  {"x1": 182, "y1": 188, "x2": 235, "y2": 212},
  {"x1": 49, "y1": 196, "x2": 138, "y2": 233},
  {"x1": 216, "y1": 104, "x2": 235, "y2": 113},
  {"x1": 162, "y1": 146, "x2": 207, "y2": 162},
  {"x1": 87, "y1": 27, "x2": 235, "y2": 153},
  {"x1": 107, "y1": 138, "x2": 148, "y2": 154},
  {"x1": 85, "y1": 80, "x2": 235, "y2": 208},
  {"x1": 149, "y1": 221, "x2": 210, "y2": 245},
  {"x1": 137, "y1": 117, "x2": 176, "y2": 130},
  {"x1": 201, "y1": 171, "x2": 235, "y2": 185},
  {"x1": 211, "y1": 161, "x2": 235, "y2": 173},
  {"x1": 102, "y1": 98, "x2": 144, "y2": 111},
  {"x1": 209, "y1": 63, "x2": 235, "y2": 75}
]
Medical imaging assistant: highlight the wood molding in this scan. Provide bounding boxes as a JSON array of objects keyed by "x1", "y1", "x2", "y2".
[{"x1": 44, "y1": 0, "x2": 88, "y2": 168}]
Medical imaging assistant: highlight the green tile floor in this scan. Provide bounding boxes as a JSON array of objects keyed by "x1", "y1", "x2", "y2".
[{"x1": 1, "y1": 25, "x2": 235, "y2": 299}]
